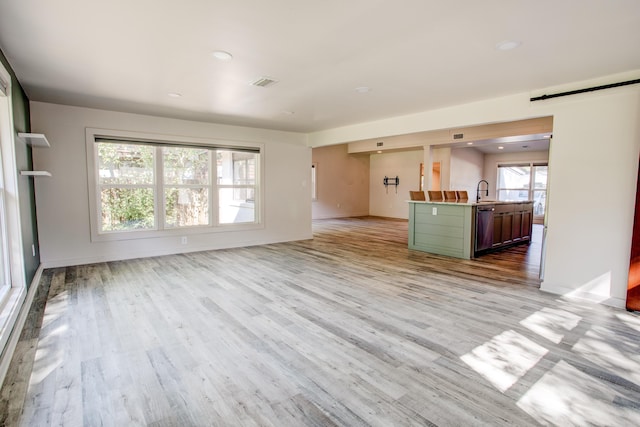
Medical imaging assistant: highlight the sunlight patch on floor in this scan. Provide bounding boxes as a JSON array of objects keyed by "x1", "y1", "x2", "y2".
[
  {"x1": 616, "y1": 311, "x2": 640, "y2": 333},
  {"x1": 28, "y1": 289, "x2": 68, "y2": 385},
  {"x1": 519, "y1": 307, "x2": 581, "y2": 344},
  {"x1": 461, "y1": 330, "x2": 547, "y2": 392},
  {"x1": 30, "y1": 324, "x2": 67, "y2": 384},
  {"x1": 562, "y1": 271, "x2": 613, "y2": 304},
  {"x1": 518, "y1": 360, "x2": 640, "y2": 426},
  {"x1": 573, "y1": 326, "x2": 640, "y2": 386}
]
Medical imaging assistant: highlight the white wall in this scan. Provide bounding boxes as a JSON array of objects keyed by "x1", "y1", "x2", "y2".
[
  {"x1": 369, "y1": 150, "x2": 423, "y2": 219},
  {"x1": 483, "y1": 150, "x2": 550, "y2": 200},
  {"x1": 30, "y1": 102, "x2": 312, "y2": 267},
  {"x1": 450, "y1": 147, "x2": 484, "y2": 198},
  {"x1": 309, "y1": 71, "x2": 640, "y2": 308},
  {"x1": 541, "y1": 92, "x2": 639, "y2": 306}
]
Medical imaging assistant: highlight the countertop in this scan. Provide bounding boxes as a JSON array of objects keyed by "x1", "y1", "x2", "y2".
[{"x1": 407, "y1": 200, "x2": 533, "y2": 206}]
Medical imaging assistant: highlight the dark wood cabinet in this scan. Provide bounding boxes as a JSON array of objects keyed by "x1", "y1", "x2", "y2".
[
  {"x1": 501, "y1": 212, "x2": 513, "y2": 244},
  {"x1": 476, "y1": 202, "x2": 533, "y2": 257},
  {"x1": 522, "y1": 207, "x2": 532, "y2": 240},
  {"x1": 512, "y1": 211, "x2": 523, "y2": 241},
  {"x1": 492, "y1": 214, "x2": 503, "y2": 247},
  {"x1": 492, "y1": 204, "x2": 515, "y2": 246}
]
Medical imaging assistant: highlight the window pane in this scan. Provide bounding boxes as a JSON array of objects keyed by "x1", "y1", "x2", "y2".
[
  {"x1": 0, "y1": 194, "x2": 9, "y2": 288},
  {"x1": 534, "y1": 190, "x2": 546, "y2": 216},
  {"x1": 498, "y1": 189, "x2": 530, "y2": 201},
  {"x1": 217, "y1": 151, "x2": 257, "y2": 185},
  {"x1": 164, "y1": 188, "x2": 209, "y2": 227},
  {"x1": 98, "y1": 143, "x2": 154, "y2": 185},
  {"x1": 101, "y1": 188, "x2": 155, "y2": 231},
  {"x1": 498, "y1": 165, "x2": 530, "y2": 189},
  {"x1": 163, "y1": 147, "x2": 209, "y2": 185},
  {"x1": 534, "y1": 165, "x2": 548, "y2": 190},
  {"x1": 219, "y1": 188, "x2": 255, "y2": 224}
]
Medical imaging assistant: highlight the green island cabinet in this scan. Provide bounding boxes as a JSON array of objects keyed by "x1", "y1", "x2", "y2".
[
  {"x1": 408, "y1": 201, "x2": 474, "y2": 259},
  {"x1": 408, "y1": 200, "x2": 534, "y2": 259}
]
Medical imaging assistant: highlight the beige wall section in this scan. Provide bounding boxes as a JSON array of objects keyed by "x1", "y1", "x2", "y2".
[
  {"x1": 30, "y1": 102, "x2": 312, "y2": 267},
  {"x1": 430, "y1": 163, "x2": 440, "y2": 191},
  {"x1": 483, "y1": 150, "x2": 550, "y2": 200},
  {"x1": 341, "y1": 117, "x2": 552, "y2": 153},
  {"x1": 311, "y1": 144, "x2": 369, "y2": 219},
  {"x1": 308, "y1": 70, "x2": 640, "y2": 308},
  {"x1": 430, "y1": 147, "x2": 451, "y2": 191},
  {"x1": 370, "y1": 150, "x2": 423, "y2": 219},
  {"x1": 450, "y1": 147, "x2": 484, "y2": 198}
]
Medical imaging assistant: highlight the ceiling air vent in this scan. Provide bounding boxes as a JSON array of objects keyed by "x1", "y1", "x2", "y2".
[
  {"x1": 453, "y1": 133, "x2": 464, "y2": 140},
  {"x1": 250, "y1": 77, "x2": 279, "y2": 88}
]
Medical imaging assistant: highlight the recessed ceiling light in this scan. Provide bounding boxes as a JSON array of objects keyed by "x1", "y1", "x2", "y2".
[
  {"x1": 496, "y1": 40, "x2": 521, "y2": 51},
  {"x1": 467, "y1": 142, "x2": 473, "y2": 145},
  {"x1": 212, "y1": 50, "x2": 233, "y2": 61},
  {"x1": 167, "y1": 92, "x2": 182, "y2": 98},
  {"x1": 355, "y1": 86, "x2": 371, "y2": 93},
  {"x1": 377, "y1": 150, "x2": 382, "y2": 154},
  {"x1": 498, "y1": 146, "x2": 504, "y2": 150}
]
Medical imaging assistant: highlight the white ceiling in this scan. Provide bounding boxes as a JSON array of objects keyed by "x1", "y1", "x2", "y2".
[{"x1": 1, "y1": 0, "x2": 639, "y2": 133}]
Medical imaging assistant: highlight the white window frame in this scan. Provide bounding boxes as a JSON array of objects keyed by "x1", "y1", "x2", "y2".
[
  {"x1": 0, "y1": 61, "x2": 27, "y2": 372},
  {"x1": 496, "y1": 161, "x2": 548, "y2": 218},
  {"x1": 163, "y1": 147, "x2": 211, "y2": 229},
  {"x1": 97, "y1": 143, "x2": 157, "y2": 233},
  {"x1": 86, "y1": 128, "x2": 264, "y2": 242}
]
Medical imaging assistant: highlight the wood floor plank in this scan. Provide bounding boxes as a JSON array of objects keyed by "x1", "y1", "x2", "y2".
[{"x1": 2, "y1": 217, "x2": 640, "y2": 425}]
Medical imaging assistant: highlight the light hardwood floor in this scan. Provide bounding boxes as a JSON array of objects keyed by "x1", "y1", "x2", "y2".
[{"x1": 1, "y1": 217, "x2": 640, "y2": 426}]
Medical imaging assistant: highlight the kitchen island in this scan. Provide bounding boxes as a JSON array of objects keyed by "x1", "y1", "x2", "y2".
[{"x1": 408, "y1": 200, "x2": 533, "y2": 259}]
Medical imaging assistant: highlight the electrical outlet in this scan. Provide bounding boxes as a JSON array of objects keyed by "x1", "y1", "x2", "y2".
[
  {"x1": 432, "y1": 207, "x2": 438, "y2": 215},
  {"x1": 337, "y1": 203, "x2": 341, "y2": 208},
  {"x1": 181, "y1": 236, "x2": 188, "y2": 245}
]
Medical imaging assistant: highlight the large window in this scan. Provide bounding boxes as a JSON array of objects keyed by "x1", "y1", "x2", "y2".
[
  {"x1": 1, "y1": 62, "x2": 29, "y2": 361},
  {"x1": 87, "y1": 129, "x2": 262, "y2": 241},
  {"x1": 98, "y1": 143, "x2": 156, "y2": 232},
  {"x1": 497, "y1": 162, "x2": 548, "y2": 217},
  {"x1": 217, "y1": 150, "x2": 257, "y2": 224},
  {"x1": 164, "y1": 146, "x2": 210, "y2": 228},
  {"x1": 0, "y1": 92, "x2": 11, "y2": 303}
]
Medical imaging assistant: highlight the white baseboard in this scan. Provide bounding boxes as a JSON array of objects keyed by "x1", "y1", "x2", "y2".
[
  {"x1": 540, "y1": 282, "x2": 626, "y2": 309},
  {"x1": 40, "y1": 234, "x2": 314, "y2": 269}
]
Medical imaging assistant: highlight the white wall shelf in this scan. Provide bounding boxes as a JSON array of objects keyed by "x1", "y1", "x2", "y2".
[
  {"x1": 17, "y1": 132, "x2": 50, "y2": 148},
  {"x1": 20, "y1": 171, "x2": 52, "y2": 177}
]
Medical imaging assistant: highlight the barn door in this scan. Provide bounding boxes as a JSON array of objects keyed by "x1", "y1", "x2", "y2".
[{"x1": 627, "y1": 157, "x2": 640, "y2": 311}]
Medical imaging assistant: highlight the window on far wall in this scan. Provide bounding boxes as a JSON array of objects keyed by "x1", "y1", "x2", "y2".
[
  {"x1": 87, "y1": 129, "x2": 263, "y2": 241},
  {"x1": 497, "y1": 162, "x2": 548, "y2": 217},
  {"x1": 98, "y1": 143, "x2": 156, "y2": 232},
  {"x1": 217, "y1": 150, "x2": 257, "y2": 224}
]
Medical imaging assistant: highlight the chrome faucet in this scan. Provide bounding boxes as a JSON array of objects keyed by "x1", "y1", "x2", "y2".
[{"x1": 476, "y1": 180, "x2": 489, "y2": 202}]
